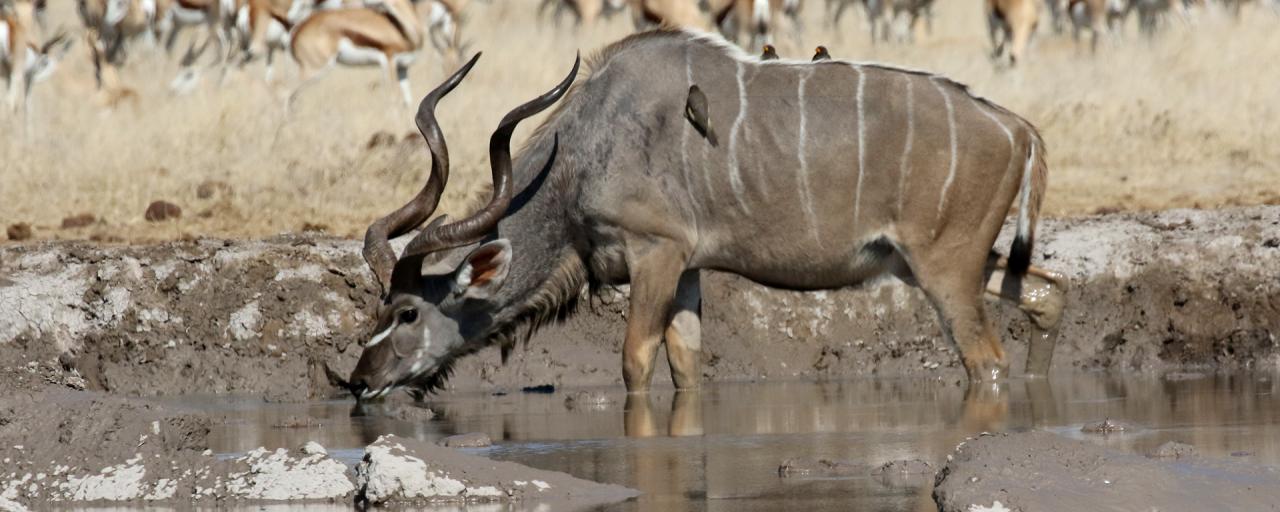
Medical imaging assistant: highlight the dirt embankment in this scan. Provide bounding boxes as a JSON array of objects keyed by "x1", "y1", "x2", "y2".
[{"x1": 1, "y1": 207, "x2": 1278, "y2": 400}]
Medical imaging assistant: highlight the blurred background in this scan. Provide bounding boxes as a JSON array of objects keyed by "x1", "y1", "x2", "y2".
[{"x1": 2, "y1": 0, "x2": 1278, "y2": 242}]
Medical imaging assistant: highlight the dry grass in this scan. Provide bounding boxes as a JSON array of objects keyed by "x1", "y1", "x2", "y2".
[{"x1": 2, "y1": 0, "x2": 1278, "y2": 242}]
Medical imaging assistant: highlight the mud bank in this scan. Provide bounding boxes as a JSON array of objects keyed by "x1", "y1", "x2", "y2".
[
  {"x1": 1, "y1": 207, "x2": 1278, "y2": 398},
  {"x1": 933, "y1": 431, "x2": 1280, "y2": 512},
  {"x1": 0, "y1": 370, "x2": 636, "y2": 508}
]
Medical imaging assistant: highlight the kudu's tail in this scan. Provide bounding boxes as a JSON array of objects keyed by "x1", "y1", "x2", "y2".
[{"x1": 1008, "y1": 135, "x2": 1047, "y2": 278}]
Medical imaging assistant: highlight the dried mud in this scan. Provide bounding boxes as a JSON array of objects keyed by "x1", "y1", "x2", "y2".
[
  {"x1": 2, "y1": 207, "x2": 1277, "y2": 401},
  {"x1": 0, "y1": 206, "x2": 1277, "y2": 507},
  {"x1": 934, "y1": 431, "x2": 1280, "y2": 512}
]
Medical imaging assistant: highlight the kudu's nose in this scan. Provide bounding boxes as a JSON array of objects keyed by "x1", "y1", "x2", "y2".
[{"x1": 348, "y1": 378, "x2": 369, "y2": 400}]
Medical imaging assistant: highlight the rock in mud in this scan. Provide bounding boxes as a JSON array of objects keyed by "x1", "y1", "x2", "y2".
[
  {"x1": 195, "y1": 180, "x2": 232, "y2": 199},
  {"x1": 873, "y1": 459, "x2": 934, "y2": 487},
  {"x1": 1080, "y1": 418, "x2": 1132, "y2": 434},
  {"x1": 5, "y1": 223, "x2": 32, "y2": 241},
  {"x1": 778, "y1": 458, "x2": 859, "y2": 478},
  {"x1": 564, "y1": 390, "x2": 617, "y2": 411},
  {"x1": 144, "y1": 201, "x2": 182, "y2": 222},
  {"x1": 933, "y1": 431, "x2": 1280, "y2": 512},
  {"x1": 439, "y1": 432, "x2": 492, "y2": 448},
  {"x1": 354, "y1": 435, "x2": 640, "y2": 506},
  {"x1": 60, "y1": 214, "x2": 96, "y2": 229},
  {"x1": 1150, "y1": 441, "x2": 1198, "y2": 459}
]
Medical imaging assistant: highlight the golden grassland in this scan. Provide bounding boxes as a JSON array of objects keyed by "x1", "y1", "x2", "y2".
[{"x1": 2, "y1": 0, "x2": 1278, "y2": 242}]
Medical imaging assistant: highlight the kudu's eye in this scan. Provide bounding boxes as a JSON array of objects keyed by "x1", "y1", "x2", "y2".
[{"x1": 398, "y1": 309, "x2": 419, "y2": 324}]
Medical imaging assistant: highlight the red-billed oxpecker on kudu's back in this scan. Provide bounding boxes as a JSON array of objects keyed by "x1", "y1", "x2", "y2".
[{"x1": 347, "y1": 29, "x2": 1068, "y2": 401}]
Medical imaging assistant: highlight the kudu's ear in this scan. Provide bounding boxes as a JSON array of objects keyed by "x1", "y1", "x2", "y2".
[{"x1": 455, "y1": 239, "x2": 512, "y2": 300}]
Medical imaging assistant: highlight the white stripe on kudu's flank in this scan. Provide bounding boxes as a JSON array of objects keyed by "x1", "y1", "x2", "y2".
[
  {"x1": 897, "y1": 75, "x2": 915, "y2": 215},
  {"x1": 932, "y1": 78, "x2": 957, "y2": 224},
  {"x1": 728, "y1": 62, "x2": 752, "y2": 214},
  {"x1": 367, "y1": 325, "x2": 393, "y2": 347},
  {"x1": 797, "y1": 67, "x2": 818, "y2": 234},
  {"x1": 853, "y1": 65, "x2": 867, "y2": 227}
]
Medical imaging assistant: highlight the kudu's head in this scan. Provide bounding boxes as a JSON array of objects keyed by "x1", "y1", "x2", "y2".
[{"x1": 347, "y1": 53, "x2": 579, "y2": 401}]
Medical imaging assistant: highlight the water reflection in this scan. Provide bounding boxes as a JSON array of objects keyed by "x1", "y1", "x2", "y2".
[{"x1": 187, "y1": 373, "x2": 1280, "y2": 511}]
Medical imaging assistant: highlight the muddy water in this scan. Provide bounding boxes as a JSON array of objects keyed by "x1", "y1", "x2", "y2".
[{"x1": 144, "y1": 373, "x2": 1280, "y2": 511}]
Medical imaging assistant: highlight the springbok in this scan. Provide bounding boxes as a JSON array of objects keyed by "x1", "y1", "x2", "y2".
[
  {"x1": 704, "y1": 0, "x2": 804, "y2": 49},
  {"x1": 826, "y1": 0, "x2": 934, "y2": 44},
  {"x1": 285, "y1": 0, "x2": 436, "y2": 107},
  {"x1": 345, "y1": 29, "x2": 1068, "y2": 400},
  {"x1": 628, "y1": 0, "x2": 713, "y2": 30},
  {"x1": 158, "y1": 0, "x2": 231, "y2": 58},
  {"x1": 1067, "y1": 0, "x2": 1111, "y2": 52},
  {"x1": 988, "y1": 0, "x2": 1039, "y2": 65},
  {"x1": 232, "y1": 0, "x2": 294, "y2": 82},
  {"x1": 2, "y1": 0, "x2": 69, "y2": 116},
  {"x1": 79, "y1": 0, "x2": 159, "y2": 66},
  {"x1": 85, "y1": 28, "x2": 141, "y2": 106},
  {"x1": 538, "y1": 0, "x2": 626, "y2": 28}
]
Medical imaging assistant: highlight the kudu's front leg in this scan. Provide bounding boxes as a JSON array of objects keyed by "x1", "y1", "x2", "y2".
[
  {"x1": 665, "y1": 270, "x2": 703, "y2": 390},
  {"x1": 622, "y1": 240, "x2": 689, "y2": 393}
]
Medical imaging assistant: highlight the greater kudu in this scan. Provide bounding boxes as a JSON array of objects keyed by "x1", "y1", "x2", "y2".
[{"x1": 347, "y1": 29, "x2": 1067, "y2": 400}]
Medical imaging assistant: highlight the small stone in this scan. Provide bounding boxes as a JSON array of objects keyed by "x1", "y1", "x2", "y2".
[
  {"x1": 521, "y1": 384, "x2": 555, "y2": 394},
  {"x1": 1151, "y1": 441, "x2": 1197, "y2": 459},
  {"x1": 778, "y1": 458, "x2": 858, "y2": 478},
  {"x1": 6, "y1": 223, "x2": 33, "y2": 241},
  {"x1": 365, "y1": 131, "x2": 396, "y2": 150},
  {"x1": 144, "y1": 201, "x2": 182, "y2": 222},
  {"x1": 439, "y1": 432, "x2": 492, "y2": 448},
  {"x1": 300, "y1": 222, "x2": 329, "y2": 233},
  {"x1": 1081, "y1": 419, "x2": 1130, "y2": 435},
  {"x1": 564, "y1": 390, "x2": 616, "y2": 411},
  {"x1": 195, "y1": 180, "x2": 232, "y2": 199},
  {"x1": 60, "y1": 213, "x2": 96, "y2": 229},
  {"x1": 873, "y1": 459, "x2": 935, "y2": 488},
  {"x1": 300, "y1": 441, "x2": 327, "y2": 456}
]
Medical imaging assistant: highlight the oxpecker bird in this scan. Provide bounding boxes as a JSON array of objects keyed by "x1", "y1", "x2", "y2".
[
  {"x1": 685, "y1": 84, "x2": 717, "y2": 146},
  {"x1": 761, "y1": 44, "x2": 779, "y2": 60},
  {"x1": 813, "y1": 46, "x2": 831, "y2": 61}
]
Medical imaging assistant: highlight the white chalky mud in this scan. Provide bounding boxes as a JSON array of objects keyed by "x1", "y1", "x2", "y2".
[
  {"x1": 354, "y1": 435, "x2": 639, "y2": 506},
  {"x1": 0, "y1": 443, "x2": 354, "y2": 504}
]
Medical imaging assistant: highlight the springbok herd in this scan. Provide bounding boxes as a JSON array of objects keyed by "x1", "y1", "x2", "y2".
[{"x1": 1, "y1": 0, "x2": 1276, "y2": 122}]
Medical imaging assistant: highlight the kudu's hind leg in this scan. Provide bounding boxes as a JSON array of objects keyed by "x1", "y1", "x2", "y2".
[
  {"x1": 914, "y1": 254, "x2": 1009, "y2": 382},
  {"x1": 985, "y1": 255, "x2": 1068, "y2": 377},
  {"x1": 664, "y1": 270, "x2": 703, "y2": 390},
  {"x1": 622, "y1": 241, "x2": 689, "y2": 393}
]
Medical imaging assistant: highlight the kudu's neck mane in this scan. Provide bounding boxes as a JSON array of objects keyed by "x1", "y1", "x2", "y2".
[{"x1": 450, "y1": 103, "x2": 591, "y2": 361}]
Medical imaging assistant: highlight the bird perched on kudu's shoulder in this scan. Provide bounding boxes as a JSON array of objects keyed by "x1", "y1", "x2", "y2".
[
  {"x1": 685, "y1": 84, "x2": 717, "y2": 146},
  {"x1": 813, "y1": 46, "x2": 831, "y2": 61},
  {"x1": 761, "y1": 44, "x2": 779, "y2": 60}
]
